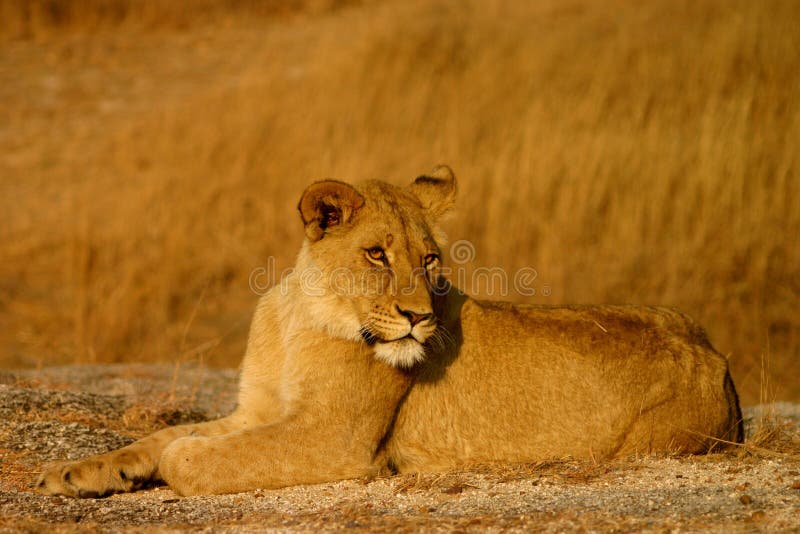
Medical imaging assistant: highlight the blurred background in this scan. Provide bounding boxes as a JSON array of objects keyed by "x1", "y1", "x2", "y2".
[{"x1": 1, "y1": 0, "x2": 797, "y2": 404}]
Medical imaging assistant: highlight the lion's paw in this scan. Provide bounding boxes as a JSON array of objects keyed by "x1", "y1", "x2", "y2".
[{"x1": 35, "y1": 451, "x2": 154, "y2": 498}]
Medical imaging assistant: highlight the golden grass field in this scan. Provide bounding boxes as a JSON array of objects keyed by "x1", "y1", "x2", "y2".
[{"x1": 0, "y1": 0, "x2": 798, "y2": 404}]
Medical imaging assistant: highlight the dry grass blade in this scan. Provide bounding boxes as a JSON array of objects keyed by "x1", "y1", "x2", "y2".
[
  {"x1": 743, "y1": 417, "x2": 800, "y2": 459},
  {"x1": 0, "y1": 0, "x2": 797, "y2": 405}
]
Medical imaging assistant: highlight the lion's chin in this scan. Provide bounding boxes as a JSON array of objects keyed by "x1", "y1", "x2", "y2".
[{"x1": 373, "y1": 337, "x2": 425, "y2": 368}]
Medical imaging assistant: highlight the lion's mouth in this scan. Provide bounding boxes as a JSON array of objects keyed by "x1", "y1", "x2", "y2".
[{"x1": 360, "y1": 328, "x2": 422, "y2": 346}]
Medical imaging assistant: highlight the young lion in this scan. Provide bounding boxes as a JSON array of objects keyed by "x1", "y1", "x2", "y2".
[{"x1": 36, "y1": 166, "x2": 743, "y2": 497}]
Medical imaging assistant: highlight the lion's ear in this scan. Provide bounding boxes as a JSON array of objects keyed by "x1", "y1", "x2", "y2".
[
  {"x1": 298, "y1": 180, "x2": 365, "y2": 241},
  {"x1": 408, "y1": 165, "x2": 457, "y2": 219}
]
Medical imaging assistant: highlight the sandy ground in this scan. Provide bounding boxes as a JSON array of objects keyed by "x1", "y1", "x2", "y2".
[{"x1": 1, "y1": 364, "x2": 798, "y2": 532}]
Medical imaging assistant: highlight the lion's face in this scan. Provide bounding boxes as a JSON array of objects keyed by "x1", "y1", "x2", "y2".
[{"x1": 294, "y1": 166, "x2": 456, "y2": 367}]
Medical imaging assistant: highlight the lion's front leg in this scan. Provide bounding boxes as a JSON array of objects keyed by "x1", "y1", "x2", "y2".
[
  {"x1": 158, "y1": 420, "x2": 379, "y2": 496},
  {"x1": 35, "y1": 416, "x2": 243, "y2": 498}
]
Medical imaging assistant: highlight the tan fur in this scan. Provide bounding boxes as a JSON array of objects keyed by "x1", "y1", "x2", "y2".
[{"x1": 36, "y1": 166, "x2": 743, "y2": 497}]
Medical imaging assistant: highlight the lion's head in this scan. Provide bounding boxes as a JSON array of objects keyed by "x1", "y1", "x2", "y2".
[{"x1": 291, "y1": 166, "x2": 456, "y2": 367}]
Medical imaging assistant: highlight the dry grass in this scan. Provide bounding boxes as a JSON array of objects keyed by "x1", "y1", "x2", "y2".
[
  {"x1": 745, "y1": 421, "x2": 800, "y2": 459},
  {"x1": 0, "y1": 0, "x2": 356, "y2": 39},
  {"x1": 0, "y1": 0, "x2": 798, "y2": 403}
]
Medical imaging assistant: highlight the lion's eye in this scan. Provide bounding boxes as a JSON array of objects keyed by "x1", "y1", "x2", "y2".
[
  {"x1": 424, "y1": 254, "x2": 440, "y2": 269},
  {"x1": 366, "y1": 247, "x2": 387, "y2": 263}
]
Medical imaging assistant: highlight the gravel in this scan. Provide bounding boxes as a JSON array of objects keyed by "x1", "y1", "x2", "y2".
[{"x1": 0, "y1": 365, "x2": 798, "y2": 532}]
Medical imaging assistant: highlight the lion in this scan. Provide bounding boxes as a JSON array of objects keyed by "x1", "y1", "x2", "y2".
[{"x1": 36, "y1": 166, "x2": 743, "y2": 497}]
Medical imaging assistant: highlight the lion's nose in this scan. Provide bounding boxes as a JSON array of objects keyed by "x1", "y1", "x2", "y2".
[{"x1": 396, "y1": 306, "x2": 433, "y2": 327}]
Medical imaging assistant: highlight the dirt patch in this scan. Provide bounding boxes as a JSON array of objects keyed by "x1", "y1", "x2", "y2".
[{"x1": 1, "y1": 365, "x2": 798, "y2": 532}]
